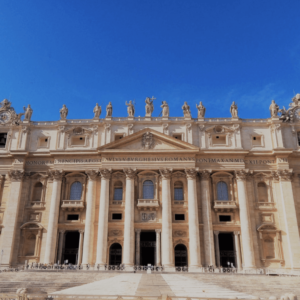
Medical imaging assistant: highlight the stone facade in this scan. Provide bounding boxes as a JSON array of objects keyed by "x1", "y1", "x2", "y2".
[{"x1": 0, "y1": 96, "x2": 300, "y2": 271}]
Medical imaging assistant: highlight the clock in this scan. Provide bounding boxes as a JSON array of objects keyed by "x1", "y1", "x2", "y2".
[
  {"x1": 0, "y1": 111, "x2": 11, "y2": 124},
  {"x1": 295, "y1": 108, "x2": 300, "y2": 121}
]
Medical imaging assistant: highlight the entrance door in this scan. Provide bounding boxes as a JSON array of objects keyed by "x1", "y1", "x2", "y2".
[
  {"x1": 109, "y1": 243, "x2": 122, "y2": 265},
  {"x1": 218, "y1": 233, "x2": 236, "y2": 267},
  {"x1": 63, "y1": 231, "x2": 80, "y2": 264},
  {"x1": 174, "y1": 244, "x2": 188, "y2": 267},
  {"x1": 140, "y1": 231, "x2": 156, "y2": 265}
]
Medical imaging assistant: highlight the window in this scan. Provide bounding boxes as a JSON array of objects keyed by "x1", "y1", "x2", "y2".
[
  {"x1": 0, "y1": 133, "x2": 7, "y2": 148},
  {"x1": 143, "y1": 180, "x2": 154, "y2": 199},
  {"x1": 264, "y1": 237, "x2": 275, "y2": 259},
  {"x1": 258, "y1": 182, "x2": 268, "y2": 202},
  {"x1": 70, "y1": 181, "x2": 82, "y2": 200},
  {"x1": 217, "y1": 181, "x2": 229, "y2": 200},
  {"x1": 174, "y1": 181, "x2": 184, "y2": 200},
  {"x1": 219, "y1": 215, "x2": 231, "y2": 222},
  {"x1": 113, "y1": 181, "x2": 123, "y2": 200},
  {"x1": 67, "y1": 214, "x2": 79, "y2": 221},
  {"x1": 173, "y1": 134, "x2": 182, "y2": 141},
  {"x1": 115, "y1": 134, "x2": 124, "y2": 140},
  {"x1": 32, "y1": 182, "x2": 43, "y2": 202},
  {"x1": 252, "y1": 136, "x2": 262, "y2": 146},
  {"x1": 175, "y1": 214, "x2": 185, "y2": 221},
  {"x1": 71, "y1": 136, "x2": 85, "y2": 146},
  {"x1": 212, "y1": 135, "x2": 226, "y2": 145},
  {"x1": 112, "y1": 213, "x2": 122, "y2": 220},
  {"x1": 38, "y1": 137, "x2": 49, "y2": 148}
]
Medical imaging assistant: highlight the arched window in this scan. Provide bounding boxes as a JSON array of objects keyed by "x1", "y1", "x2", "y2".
[
  {"x1": 217, "y1": 181, "x2": 229, "y2": 200},
  {"x1": 32, "y1": 182, "x2": 43, "y2": 202},
  {"x1": 174, "y1": 181, "x2": 184, "y2": 200},
  {"x1": 143, "y1": 180, "x2": 154, "y2": 199},
  {"x1": 258, "y1": 182, "x2": 268, "y2": 202},
  {"x1": 174, "y1": 244, "x2": 187, "y2": 267},
  {"x1": 109, "y1": 243, "x2": 122, "y2": 265},
  {"x1": 113, "y1": 181, "x2": 123, "y2": 200},
  {"x1": 70, "y1": 181, "x2": 82, "y2": 200}
]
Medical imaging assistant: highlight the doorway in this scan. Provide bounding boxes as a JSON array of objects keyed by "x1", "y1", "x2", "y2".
[
  {"x1": 109, "y1": 243, "x2": 122, "y2": 265},
  {"x1": 174, "y1": 244, "x2": 188, "y2": 267},
  {"x1": 63, "y1": 231, "x2": 80, "y2": 264},
  {"x1": 218, "y1": 233, "x2": 236, "y2": 267},
  {"x1": 140, "y1": 231, "x2": 156, "y2": 266}
]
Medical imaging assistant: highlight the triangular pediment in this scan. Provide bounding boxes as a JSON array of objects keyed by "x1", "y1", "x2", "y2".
[{"x1": 98, "y1": 128, "x2": 199, "y2": 153}]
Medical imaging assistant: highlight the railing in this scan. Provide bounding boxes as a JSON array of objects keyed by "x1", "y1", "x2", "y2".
[
  {"x1": 137, "y1": 199, "x2": 159, "y2": 209},
  {"x1": 173, "y1": 200, "x2": 187, "y2": 207},
  {"x1": 213, "y1": 200, "x2": 238, "y2": 211},
  {"x1": 175, "y1": 266, "x2": 188, "y2": 272},
  {"x1": 255, "y1": 202, "x2": 276, "y2": 210},
  {"x1": 61, "y1": 200, "x2": 85, "y2": 211},
  {"x1": 28, "y1": 201, "x2": 46, "y2": 209},
  {"x1": 111, "y1": 200, "x2": 124, "y2": 206},
  {"x1": 134, "y1": 265, "x2": 164, "y2": 272}
]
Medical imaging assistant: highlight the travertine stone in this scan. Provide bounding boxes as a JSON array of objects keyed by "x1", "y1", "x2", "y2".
[{"x1": 155, "y1": 229, "x2": 161, "y2": 266}]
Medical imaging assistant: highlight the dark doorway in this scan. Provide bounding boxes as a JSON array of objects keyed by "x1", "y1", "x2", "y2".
[
  {"x1": 63, "y1": 231, "x2": 80, "y2": 264},
  {"x1": 174, "y1": 244, "x2": 188, "y2": 267},
  {"x1": 140, "y1": 231, "x2": 156, "y2": 266},
  {"x1": 109, "y1": 243, "x2": 122, "y2": 265},
  {"x1": 218, "y1": 233, "x2": 236, "y2": 267}
]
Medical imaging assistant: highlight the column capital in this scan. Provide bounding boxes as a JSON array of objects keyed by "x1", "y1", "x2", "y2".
[
  {"x1": 99, "y1": 168, "x2": 112, "y2": 180},
  {"x1": 213, "y1": 231, "x2": 220, "y2": 236},
  {"x1": 135, "y1": 228, "x2": 141, "y2": 233},
  {"x1": 48, "y1": 169, "x2": 64, "y2": 181},
  {"x1": 234, "y1": 169, "x2": 249, "y2": 181},
  {"x1": 185, "y1": 168, "x2": 199, "y2": 179},
  {"x1": 276, "y1": 169, "x2": 293, "y2": 181},
  {"x1": 159, "y1": 168, "x2": 173, "y2": 179},
  {"x1": 85, "y1": 170, "x2": 99, "y2": 180},
  {"x1": 59, "y1": 229, "x2": 66, "y2": 234},
  {"x1": 233, "y1": 231, "x2": 240, "y2": 236},
  {"x1": 155, "y1": 229, "x2": 161, "y2": 233},
  {"x1": 199, "y1": 169, "x2": 211, "y2": 180},
  {"x1": 123, "y1": 168, "x2": 137, "y2": 179},
  {"x1": 8, "y1": 170, "x2": 24, "y2": 182},
  {"x1": 79, "y1": 230, "x2": 85, "y2": 234}
]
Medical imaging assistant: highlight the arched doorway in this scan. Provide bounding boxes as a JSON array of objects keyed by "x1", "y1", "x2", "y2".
[
  {"x1": 174, "y1": 244, "x2": 188, "y2": 267},
  {"x1": 109, "y1": 243, "x2": 122, "y2": 265}
]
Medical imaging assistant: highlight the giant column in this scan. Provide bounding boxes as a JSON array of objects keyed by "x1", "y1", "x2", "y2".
[
  {"x1": 95, "y1": 169, "x2": 111, "y2": 269},
  {"x1": 160, "y1": 168, "x2": 174, "y2": 269},
  {"x1": 186, "y1": 168, "x2": 202, "y2": 270},
  {"x1": 135, "y1": 229, "x2": 141, "y2": 265},
  {"x1": 235, "y1": 170, "x2": 255, "y2": 269},
  {"x1": 0, "y1": 170, "x2": 24, "y2": 268},
  {"x1": 199, "y1": 170, "x2": 215, "y2": 267},
  {"x1": 44, "y1": 170, "x2": 64, "y2": 264},
  {"x1": 82, "y1": 170, "x2": 98, "y2": 267},
  {"x1": 233, "y1": 231, "x2": 242, "y2": 269},
  {"x1": 123, "y1": 168, "x2": 136, "y2": 269},
  {"x1": 155, "y1": 229, "x2": 161, "y2": 266}
]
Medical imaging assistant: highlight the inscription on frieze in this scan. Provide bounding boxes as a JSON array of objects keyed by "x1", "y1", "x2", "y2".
[{"x1": 141, "y1": 212, "x2": 156, "y2": 222}]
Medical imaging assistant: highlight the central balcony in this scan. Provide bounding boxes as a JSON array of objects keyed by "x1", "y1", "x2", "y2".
[
  {"x1": 213, "y1": 200, "x2": 238, "y2": 212},
  {"x1": 137, "y1": 199, "x2": 159, "y2": 211},
  {"x1": 61, "y1": 200, "x2": 85, "y2": 212}
]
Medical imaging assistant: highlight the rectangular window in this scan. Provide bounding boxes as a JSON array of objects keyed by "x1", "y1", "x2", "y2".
[
  {"x1": 219, "y1": 215, "x2": 231, "y2": 222},
  {"x1": 212, "y1": 135, "x2": 226, "y2": 145},
  {"x1": 0, "y1": 133, "x2": 7, "y2": 148},
  {"x1": 115, "y1": 134, "x2": 124, "y2": 140},
  {"x1": 252, "y1": 136, "x2": 262, "y2": 146},
  {"x1": 174, "y1": 188, "x2": 184, "y2": 200},
  {"x1": 113, "y1": 188, "x2": 123, "y2": 200},
  {"x1": 175, "y1": 214, "x2": 185, "y2": 221},
  {"x1": 39, "y1": 137, "x2": 49, "y2": 148},
  {"x1": 71, "y1": 136, "x2": 85, "y2": 146},
  {"x1": 112, "y1": 213, "x2": 122, "y2": 220},
  {"x1": 173, "y1": 134, "x2": 182, "y2": 141},
  {"x1": 67, "y1": 214, "x2": 79, "y2": 221}
]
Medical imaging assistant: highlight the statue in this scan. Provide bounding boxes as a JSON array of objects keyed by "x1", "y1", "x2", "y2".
[
  {"x1": 182, "y1": 101, "x2": 191, "y2": 118},
  {"x1": 230, "y1": 101, "x2": 238, "y2": 118},
  {"x1": 292, "y1": 94, "x2": 300, "y2": 106},
  {"x1": 60, "y1": 104, "x2": 68, "y2": 120},
  {"x1": 93, "y1": 103, "x2": 101, "y2": 119},
  {"x1": 196, "y1": 101, "x2": 206, "y2": 118},
  {"x1": 269, "y1": 100, "x2": 279, "y2": 118},
  {"x1": 125, "y1": 100, "x2": 135, "y2": 117},
  {"x1": 0, "y1": 99, "x2": 11, "y2": 111},
  {"x1": 23, "y1": 105, "x2": 33, "y2": 121},
  {"x1": 106, "y1": 102, "x2": 113, "y2": 118},
  {"x1": 160, "y1": 101, "x2": 169, "y2": 117},
  {"x1": 145, "y1": 97, "x2": 155, "y2": 117}
]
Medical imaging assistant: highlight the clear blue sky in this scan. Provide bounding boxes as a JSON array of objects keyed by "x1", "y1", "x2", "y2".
[{"x1": 0, "y1": 0, "x2": 299, "y2": 121}]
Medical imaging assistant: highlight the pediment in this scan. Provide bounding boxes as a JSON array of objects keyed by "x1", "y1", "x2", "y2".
[{"x1": 99, "y1": 128, "x2": 199, "y2": 152}]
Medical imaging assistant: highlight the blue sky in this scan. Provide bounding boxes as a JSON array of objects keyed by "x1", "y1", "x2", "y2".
[{"x1": 0, "y1": 0, "x2": 299, "y2": 121}]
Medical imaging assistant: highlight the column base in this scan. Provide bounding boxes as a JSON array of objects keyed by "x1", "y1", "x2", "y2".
[
  {"x1": 124, "y1": 265, "x2": 135, "y2": 272},
  {"x1": 188, "y1": 266, "x2": 203, "y2": 273},
  {"x1": 163, "y1": 266, "x2": 175, "y2": 272},
  {"x1": 95, "y1": 264, "x2": 106, "y2": 271}
]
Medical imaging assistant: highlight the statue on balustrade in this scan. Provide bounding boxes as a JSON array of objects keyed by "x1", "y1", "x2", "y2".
[
  {"x1": 196, "y1": 101, "x2": 206, "y2": 118},
  {"x1": 23, "y1": 104, "x2": 33, "y2": 121},
  {"x1": 106, "y1": 102, "x2": 113, "y2": 118},
  {"x1": 126, "y1": 100, "x2": 135, "y2": 117},
  {"x1": 160, "y1": 101, "x2": 169, "y2": 117},
  {"x1": 182, "y1": 101, "x2": 191, "y2": 118},
  {"x1": 269, "y1": 100, "x2": 279, "y2": 118},
  {"x1": 93, "y1": 103, "x2": 101, "y2": 119},
  {"x1": 145, "y1": 97, "x2": 155, "y2": 117},
  {"x1": 60, "y1": 104, "x2": 68, "y2": 120},
  {"x1": 230, "y1": 101, "x2": 238, "y2": 118}
]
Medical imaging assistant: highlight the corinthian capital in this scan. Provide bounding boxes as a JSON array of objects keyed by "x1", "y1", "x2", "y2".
[
  {"x1": 48, "y1": 170, "x2": 64, "y2": 181},
  {"x1": 234, "y1": 169, "x2": 249, "y2": 181},
  {"x1": 86, "y1": 169, "x2": 99, "y2": 180},
  {"x1": 199, "y1": 170, "x2": 211, "y2": 180},
  {"x1": 99, "y1": 168, "x2": 112, "y2": 180},
  {"x1": 123, "y1": 168, "x2": 137, "y2": 179},
  {"x1": 8, "y1": 170, "x2": 24, "y2": 182},
  {"x1": 276, "y1": 169, "x2": 293, "y2": 181},
  {"x1": 159, "y1": 168, "x2": 173, "y2": 179},
  {"x1": 185, "y1": 168, "x2": 199, "y2": 179}
]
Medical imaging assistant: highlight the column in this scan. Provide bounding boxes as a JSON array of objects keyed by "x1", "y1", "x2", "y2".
[
  {"x1": 199, "y1": 170, "x2": 215, "y2": 267},
  {"x1": 159, "y1": 168, "x2": 174, "y2": 269},
  {"x1": 123, "y1": 168, "x2": 136, "y2": 268},
  {"x1": 95, "y1": 169, "x2": 111, "y2": 268},
  {"x1": 155, "y1": 229, "x2": 161, "y2": 266},
  {"x1": 235, "y1": 170, "x2": 255, "y2": 269},
  {"x1": 44, "y1": 170, "x2": 64, "y2": 264},
  {"x1": 277, "y1": 170, "x2": 300, "y2": 269},
  {"x1": 82, "y1": 170, "x2": 98, "y2": 267},
  {"x1": 186, "y1": 168, "x2": 202, "y2": 270},
  {"x1": 214, "y1": 231, "x2": 220, "y2": 267},
  {"x1": 135, "y1": 229, "x2": 141, "y2": 265},
  {"x1": 34, "y1": 230, "x2": 42, "y2": 258},
  {"x1": 0, "y1": 170, "x2": 24, "y2": 268},
  {"x1": 57, "y1": 230, "x2": 65, "y2": 264},
  {"x1": 233, "y1": 231, "x2": 242, "y2": 269},
  {"x1": 78, "y1": 230, "x2": 84, "y2": 265}
]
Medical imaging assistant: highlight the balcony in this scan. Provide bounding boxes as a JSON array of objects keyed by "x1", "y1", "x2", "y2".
[
  {"x1": 61, "y1": 200, "x2": 85, "y2": 212},
  {"x1": 137, "y1": 199, "x2": 159, "y2": 211},
  {"x1": 214, "y1": 200, "x2": 238, "y2": 212},
  {"x1": 255, "y1": 202, "x2": 276, "y2": 211},
  {"x1": 27, "y1": 201, "x2": 46, "y2": 210},
  {"x1": 110, "y1": 200, "x2": 125, "y2": 206},
  {"x1": 173, "y1": 200, "x2": 187, "y2": 207}
]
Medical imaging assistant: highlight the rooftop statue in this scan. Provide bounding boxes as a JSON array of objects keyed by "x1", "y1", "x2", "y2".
[
  {"x1": 126, "y1": 100, "x2": 135, "y2": 117},
  {"x1": 269, "y1": 100, "x2": 279, "y2": 118},
  {"x1": 60, "y1": 104, "x2": 68, "y2": 120},
  {"x1": 0, "y1": 99, "x2": 11, "y2": 111},
  {"x1": 160, "y1": 101, "x2": 169, "y2": 117},
  {"x1": 23, "y1": 104, "x2": 33, "y2": 121},
  {"x1": 230, "y1": 101, "x2": 238, "y2": 118},
  {"x1": 292, "y1": 94, "x2": 300, "y2": 106},
  {"x1": 182, "y1": 101, "x2": 191, "y2": 118},
  {"x1": 145, "y1": 96, "x2": 155, "y2": 117},
  {"x1": 106, "y1": 102, "x2": 113, "y2": 118},
  {"x1": 93, "y1": 103, "x2": 101, "y2": 119},
  {"x1": 196, "y1": 101, "x2": 206, "y2": 118}
]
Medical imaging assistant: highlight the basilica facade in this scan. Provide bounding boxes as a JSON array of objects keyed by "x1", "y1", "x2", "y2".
[{"x1": 0, "y1": 96, "x2": 300, "y2": 271}]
